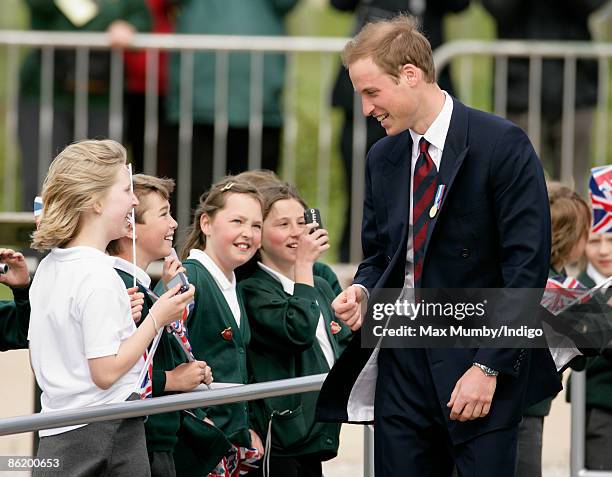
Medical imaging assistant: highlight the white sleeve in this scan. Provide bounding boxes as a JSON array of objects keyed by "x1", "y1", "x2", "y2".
[{"x1": 80, "y1": 288, "x2": 134, "y2": 359}]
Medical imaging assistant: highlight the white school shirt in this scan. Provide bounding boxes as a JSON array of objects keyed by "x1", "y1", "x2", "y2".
[
  {"x1": 28, "y1": 246, "x2": 144, "y2": 436},
  {"x1": 258, "y1": 262, "x2": 336, "y2": 369},
  {"x1": 113, "y1": 256, "x2": 152, "y2": 289},
  {"x1": 587, "y1": 263, "x2": 609, "y2": 286},
  {"x1": 188, "y1": 249, "x2": 241, "y2": 328}
]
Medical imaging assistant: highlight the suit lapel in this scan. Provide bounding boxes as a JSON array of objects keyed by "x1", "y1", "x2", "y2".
[
  {"x1": 422, "y1": 99, "x2": 470, "y2": 262},
  {"x1": 381, "y1": 130, "x2": 413, "y2": 252}
]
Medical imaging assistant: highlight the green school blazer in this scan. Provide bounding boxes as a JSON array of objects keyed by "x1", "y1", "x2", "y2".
[
  {"x1": 116, "y1": 269, "x2": 186, "y2": 452},
  {"x1": 0, "y1": 285, "x2": 30, "y2": 351},
  {"x1": 179, "y1": 258, "x2": 252, "y2": 447},
  {"x1": 239, "y1": 268, "x2": 352, "y2": 460}
]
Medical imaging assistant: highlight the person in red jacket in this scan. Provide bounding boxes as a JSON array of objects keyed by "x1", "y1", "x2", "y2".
[{"x1": 124, "y1": 0, "x2": 176, "y2": 181}]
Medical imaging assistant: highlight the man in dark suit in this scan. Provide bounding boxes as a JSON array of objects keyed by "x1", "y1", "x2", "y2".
[{"x1": 316, "y1": 14, "x2": 562, "y2": 476}]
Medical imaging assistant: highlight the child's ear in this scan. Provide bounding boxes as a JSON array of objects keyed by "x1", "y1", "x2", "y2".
[
  {"x1": 126, "y1": 225, "x2": 136, "y2": 241},
  {"x1": 92, "y1": 198, "x2": 103, "y2": 215},
  {"x1": 200, "y1": 214, "x2": 211, "y2": 237}
]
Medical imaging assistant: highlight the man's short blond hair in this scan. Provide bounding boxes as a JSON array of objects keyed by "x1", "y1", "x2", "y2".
[{"x1": 342, "y1": 14, "x2": 436, "y2": 83}]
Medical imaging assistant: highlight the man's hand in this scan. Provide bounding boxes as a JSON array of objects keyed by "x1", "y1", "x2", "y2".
[
  {"x1": 165, "y1": 360, "x2": 213, "y2": 392},
  {"x1": 447, "y1": 365, "x2": 497, "y2": 421},
  {"x1": 0, "y1": 249, "x2": 30, "y2": 288},
  {"x1": 127, "y1": 287, "x2": 145, "y2": 323},
  {"x1": 331, "y1": 284, "x2": 365, "y2": 331}
]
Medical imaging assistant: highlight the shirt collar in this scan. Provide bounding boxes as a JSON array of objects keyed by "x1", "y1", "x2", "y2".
[
  {"x1": 409, "y1": 90, "x2": 453, "y2": 154},
  {"x1": 587, "y1": 263, "x2": 608, "y2": 286},
  {"x1": 258, "y1": 262, "x2": 294, "y2": 295},
  {"x1": 113, "y1": 256, "x2": 152, "y2": 288},
  {"x1": 188, "y1": 249, "x2": 235, "y2": 291}
]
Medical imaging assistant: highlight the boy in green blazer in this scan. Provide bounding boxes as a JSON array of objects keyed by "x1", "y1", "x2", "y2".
[{"x1": 107, "y1": 174, "x2": 223, "y2": 477}]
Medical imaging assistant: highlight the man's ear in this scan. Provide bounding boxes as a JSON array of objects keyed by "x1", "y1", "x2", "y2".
[{"x1": 400, "y1": 63, "x2": 420, "y2": 86}]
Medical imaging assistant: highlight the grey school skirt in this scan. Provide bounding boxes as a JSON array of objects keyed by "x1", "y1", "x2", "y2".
[{"x1": 34, "y1": 417, "x2": 150, "y2": 477}]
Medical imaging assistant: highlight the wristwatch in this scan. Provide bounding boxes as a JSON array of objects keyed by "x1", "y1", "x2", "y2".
[{"x1": 473, "y1": 362, "x2": 499, "y2": 377}]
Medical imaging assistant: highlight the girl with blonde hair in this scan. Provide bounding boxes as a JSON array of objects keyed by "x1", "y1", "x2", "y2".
[{"x1": 28, "y1": 139, "x2": 195, "y2": 477}]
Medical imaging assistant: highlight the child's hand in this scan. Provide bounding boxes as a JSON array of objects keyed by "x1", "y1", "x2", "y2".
[
  {"x1": 165, "y1": 360, "x2": 213, "y2": 391},
  {"x1": 296, "y1": 224, "x2": 330, "y2": 265},
  {"x1": 151, "y1": 283, "x2": 196, "y2": 327},
  {"x1": 0, "y1": 249, "x2": 30, "y2": 288},
  {"x1": 249, "y1": 429, "x2": 264, "y2": 456},
  {"x1": 127, "y1": 287, "x2": 144, "y2": 323},
  {"x1": 161, "y1": 256, "x2": 187, "y2": 289}
]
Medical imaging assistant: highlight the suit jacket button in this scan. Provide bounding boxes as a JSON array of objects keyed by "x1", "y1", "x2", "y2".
[{"x1": 461, "y1": 248, "x2": 470, "y2": 258}]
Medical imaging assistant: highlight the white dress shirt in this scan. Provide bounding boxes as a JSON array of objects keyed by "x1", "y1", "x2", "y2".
[{"x1": 188, "y1": 249, "x2": 241, "y2": 328}]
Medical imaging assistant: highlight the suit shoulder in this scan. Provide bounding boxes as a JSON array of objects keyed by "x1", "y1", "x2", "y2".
[
  {"x1": 366, "y1": 130, "x2": 410, "y2": 163},
  {"x1": 466, "y1": 106, "x2": 530, "y2": 144}
]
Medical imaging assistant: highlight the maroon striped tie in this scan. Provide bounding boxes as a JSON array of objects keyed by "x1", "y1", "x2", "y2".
[{"x1": 413, "y1": 138, "x2": 438, "y2": 287}]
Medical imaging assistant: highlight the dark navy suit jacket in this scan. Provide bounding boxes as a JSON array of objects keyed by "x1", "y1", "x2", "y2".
[{"x1": 317, "y1": 98, "x2": 562, "y2": 444}]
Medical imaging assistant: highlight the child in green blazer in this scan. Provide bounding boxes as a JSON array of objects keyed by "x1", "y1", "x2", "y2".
[
  {"x1": 107, "y1": 174, "x2": 215, "y2": 477},
  {"x1": 0, "y1": 248, "x2": 30, "y2": 351},
  {"x1": 176, "y1": 177, "x2": 265, "y2": 474},
  {"x1": 238, "y1": 182, "x2": 352, "y2": 477}
]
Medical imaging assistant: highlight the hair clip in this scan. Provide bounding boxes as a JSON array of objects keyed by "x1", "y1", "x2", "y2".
[{"x1": 221, "y1": 182, "x2": 235, "y2": 192}]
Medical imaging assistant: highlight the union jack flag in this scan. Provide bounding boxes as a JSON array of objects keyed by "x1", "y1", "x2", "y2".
[
  {"x1": 208, "y1": 444, "x2": 260, "y2": 477},
  {"x1": 167, "y1": 308, "x2": 195, "y2": 361},
  {"x1": 590, "y1": 165, "x2": 612, "y2": 234},
  {"x1": 138, "y1": 349, "x2": 154, "y2": 399},
  {"x1": 142, "y1": 286, "x2": 195, "y2": 362},
  {"x1": 541, "y1": 274, "x2": 589, "y2": 316}
]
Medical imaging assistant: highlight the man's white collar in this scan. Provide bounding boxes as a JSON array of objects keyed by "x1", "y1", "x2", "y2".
[{"x1": 409, "y1": 90, "x2": 453, "y2": 153}]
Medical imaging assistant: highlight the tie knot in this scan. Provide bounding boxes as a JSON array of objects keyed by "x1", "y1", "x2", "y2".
[{"x1": 419, "y1": 137, "x2": 430, "y2": 154}]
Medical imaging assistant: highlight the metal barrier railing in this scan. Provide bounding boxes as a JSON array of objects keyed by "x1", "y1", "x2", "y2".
[
  {"x1": 0, "y1": 31, "x2": 365, "y2": 258},
  {"x1": 434, "y1": 40, "x2": 611, "y2": 190},
  {"x1": 0, "y1": 374, "x2": 326, "y2": 436},
  {"x1": 0, "y1": 373, "x2": 373, "y2": 477},
  {"x1": 1, "y1": 33, "x2": 611, "y2": 257},
  {"x1": 570, "y1": 371, "x2": 612, "y2": 477}
]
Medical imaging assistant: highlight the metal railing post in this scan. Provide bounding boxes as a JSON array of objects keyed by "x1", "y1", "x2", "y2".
[{"x1": 363, "y1": 424, "x2": 375, "y2": 477}]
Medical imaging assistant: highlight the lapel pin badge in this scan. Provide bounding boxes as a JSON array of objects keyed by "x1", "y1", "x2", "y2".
[
  {"x1": 330, "y1": 321, "x2": 342, "y2": 335},
  {"x1": 221, "y1": 326, "x2": 233, "y2": 341}
]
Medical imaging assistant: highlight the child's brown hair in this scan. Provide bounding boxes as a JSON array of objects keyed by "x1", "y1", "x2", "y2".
[
  {"x1": 179, "y1": 176, "x2": 263, "y2": 260},
  {"x1": 106, "y1": 174, "x2": 175, "y2": 256},
  {"x1": 547, "y1": 181, "x2": 591, "y2": 269}
]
